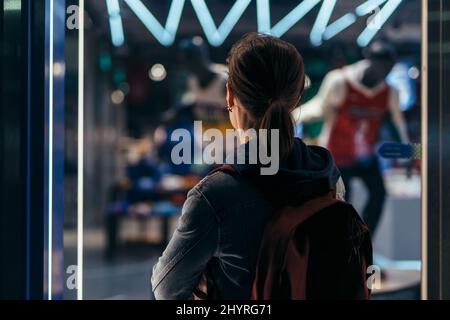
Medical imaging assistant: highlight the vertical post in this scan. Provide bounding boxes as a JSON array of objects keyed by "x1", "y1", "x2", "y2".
[
  {"x1": 77, "y1": 0, "x2": 85, "y2": 301},
  {"x1": 44, "y1": 0, "x2": 66, "y2": 300},
  {"x1": 28, "y1": 0, "x2": 46, "y2": 300},
  {"x1": 0, "y1": 0, "x2": 65, "y2": 299},
  {"x1": 0, "y1": 0, "x2": 28, "y2": 299},
  {"x1": 49, "y1": 0, "x2": 66, "y2": 300},
  {"x1": 420, "y1": 0, "x2": 428, "y2": 300},
  {"x1": 423, "y1": 0, "x2": 450, "y2": 299}
]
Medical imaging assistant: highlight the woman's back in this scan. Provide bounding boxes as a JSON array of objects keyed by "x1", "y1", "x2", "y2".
[
  {"x1": 151, "y1": 33, "x2": 342, "y2": 299},
  {"x1": 151, "y1": 166, "x2": 270, "y2": 299},
  {"x1": 151, "y1": 139, "x2": 341, "y2": 299}
]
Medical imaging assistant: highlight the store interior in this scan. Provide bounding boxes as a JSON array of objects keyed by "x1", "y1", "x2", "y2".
[{"x1": 61, "y1": 0, "x2": 422, "y2": 300}]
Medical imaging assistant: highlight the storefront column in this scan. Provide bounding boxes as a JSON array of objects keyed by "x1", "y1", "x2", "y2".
[{"x1": 423, "y1": 0, "x2": 450, "y2": 300}]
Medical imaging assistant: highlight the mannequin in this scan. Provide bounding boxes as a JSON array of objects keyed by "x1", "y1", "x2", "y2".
[{"x1": 293, "y1": 40, "x2": 410, "y2": 235}]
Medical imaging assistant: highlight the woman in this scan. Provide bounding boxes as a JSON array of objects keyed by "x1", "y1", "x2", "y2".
[{"x1": 151, "y1": 33, "x2": 343, "y2": 300}]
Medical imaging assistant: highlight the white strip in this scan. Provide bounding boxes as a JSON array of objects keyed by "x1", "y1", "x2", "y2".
[
  {"x1": 48, "y1": 0, "x2": 54, "y2": 301},
  {"x1": 323, "y1": 13, "x2": 357, "y2": 41},
  {"x1": 420, "y1": 0, "x2": 428, "y2": 300},
  {"x1": 373, "y1": 254, "x2": 421, "y2": 271},
  {"x1": 356, "y1": 0, "x2": 403, "y2": 47},
  {"x1": 355, "y1": 0, "x2": 387, "y2": 16},
  {"x1": 310, "y1": 0, "x2": 337, "y2": 46},
  {"x1": 256, "y1": 0, "x2": 271, "y2": 33},
  {"x1": 77, "y1": 0, "x2": 85, "y2": 301},
  {"x1": 271, "y1": 0, "x2": 320, "y2": 38}
]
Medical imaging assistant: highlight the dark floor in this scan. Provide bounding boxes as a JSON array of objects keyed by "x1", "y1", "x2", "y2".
[
  {"x1": 83, "y1": 243, "x2": 162, "y2": 300},
  {"x1": 79, "y1": 244, "x2": 421, "y2": 300},
  {"x1": 64, "y1": 226, "x2": 420, "y2": 300}
]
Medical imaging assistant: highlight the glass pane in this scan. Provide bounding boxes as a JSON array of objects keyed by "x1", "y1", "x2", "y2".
[
  {"x1": 59, "y1": 0, "x2": 423, "y2": 300},
  {"x1": 63, "y1": 0, "x2": 81, "y2": 300}
]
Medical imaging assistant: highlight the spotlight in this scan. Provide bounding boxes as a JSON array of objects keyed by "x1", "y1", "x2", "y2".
[
  {"x1": 192, "y1": 36, "x2": 204, "y2": 46},
  {"x1": 408, "y1": 66, "x2": 420, "y2": 80},
  {"x1": 149, "y1": 64, "x2": 167, "y2": 82},
  {"x1": 111, "y1": 89, "x2": 125, "y2": 104},
  {"x1": 53, "y1": 62, "x2": 66, "y2": 77}
]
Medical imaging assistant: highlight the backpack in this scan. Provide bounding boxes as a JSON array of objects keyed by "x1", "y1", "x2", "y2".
[
  {"x1": 199, "y1": 164, "x2": 373, "y2": 300},
  {"x1": 251, "y1": 191, "x2": 373, "y2": 300}
]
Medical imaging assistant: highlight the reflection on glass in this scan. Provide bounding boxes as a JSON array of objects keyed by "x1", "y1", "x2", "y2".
[{"x1": 61, "y1": 0, "x2": 422, "y2": 300}]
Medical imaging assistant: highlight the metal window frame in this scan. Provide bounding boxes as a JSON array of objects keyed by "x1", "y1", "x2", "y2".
[
  {"x1": 422, "y1": 0, "x2": 450, "y2": 300},
  {"x1": 5, "y1": 0, "x2": 450, "y2": 300},
  {"x1": 0, "y1": 0, "x2": 65, "y2": 299}
]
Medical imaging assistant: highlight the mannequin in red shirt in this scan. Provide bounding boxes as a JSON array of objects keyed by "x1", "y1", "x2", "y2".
[{"x1": 294, "y1": 41, "x2": 410, "y2": 235}]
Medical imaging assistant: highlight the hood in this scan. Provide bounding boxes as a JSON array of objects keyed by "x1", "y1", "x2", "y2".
[{"x1": 226, "y1": 138, "x2": 341, "y2": 207}]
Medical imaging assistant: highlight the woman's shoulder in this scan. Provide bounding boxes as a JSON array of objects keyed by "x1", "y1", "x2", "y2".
[
  {"x1": 192, "y1": 170, "x2": 242, "y2": 198},
  {"x1": 190, "y1": 170, "x2": 263, "y2": 214}
]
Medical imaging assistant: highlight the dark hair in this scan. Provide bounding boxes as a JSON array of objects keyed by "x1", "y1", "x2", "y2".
[{"x1": 227, "y1": 33, "x2": 306, "y2": 160}]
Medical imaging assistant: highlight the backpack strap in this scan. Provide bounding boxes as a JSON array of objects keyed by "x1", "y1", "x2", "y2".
[{"x1": 280, "y1": 192, "x2": 339, "y2": 233}]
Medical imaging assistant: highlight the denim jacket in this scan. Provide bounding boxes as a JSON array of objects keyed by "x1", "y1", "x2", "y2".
[
  {"x1": 151, "y1": 139, "x2": 342, "y2": 299},
  {"x1": 151, "y1": 170, "x2": 272, "y2": 299}
]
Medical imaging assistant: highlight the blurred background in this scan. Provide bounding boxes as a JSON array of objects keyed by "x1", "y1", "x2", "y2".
[{"x1": 62, "y1": 0, "x2": 422, "y2": 300}]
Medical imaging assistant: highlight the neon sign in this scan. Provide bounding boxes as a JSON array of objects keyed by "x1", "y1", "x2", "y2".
[{"x1": 106, "y1": 0, "x2": 403, "y2": 48}]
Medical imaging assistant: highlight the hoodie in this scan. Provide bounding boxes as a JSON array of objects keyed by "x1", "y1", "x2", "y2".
[
  {"x1": 228, "y1": 138, "x2": 342, "y2": 206},
  {"x1": 151, "y1": 138, "x2": 342, "y2": 300}
]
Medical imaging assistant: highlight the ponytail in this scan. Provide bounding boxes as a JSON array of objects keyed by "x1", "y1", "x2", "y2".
[
  {"x1": 258, "y1": 100, "x2": 295, "y2": 161},
  {"x1": 227, "y1": 33, "x2": 305, "y2": 161}
]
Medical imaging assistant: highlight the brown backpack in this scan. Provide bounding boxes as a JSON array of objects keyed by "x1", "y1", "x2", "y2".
[
  {"x1": 251, "y1": 191, "x2": 373, "y2": 300},
  {"x1": 197, "y1": 164, "x2": 373, "y2": 300}
]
